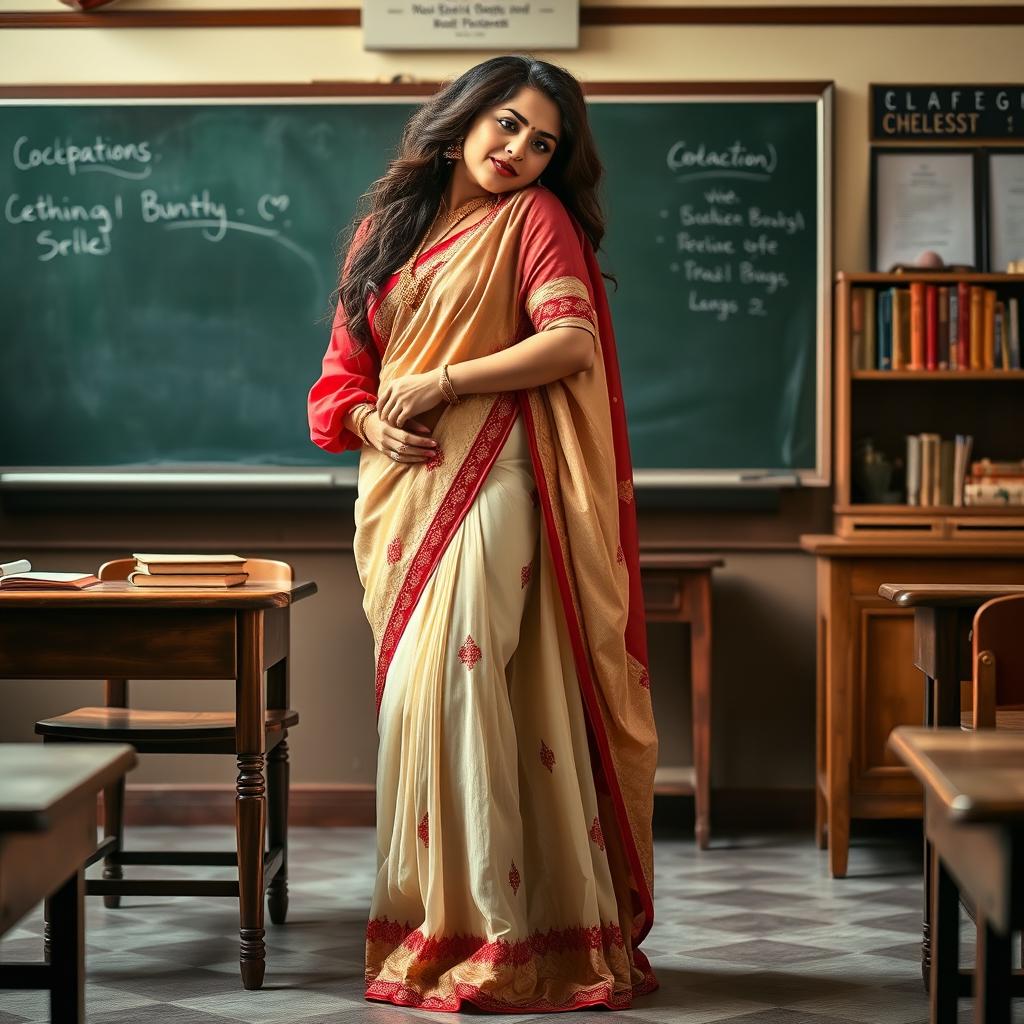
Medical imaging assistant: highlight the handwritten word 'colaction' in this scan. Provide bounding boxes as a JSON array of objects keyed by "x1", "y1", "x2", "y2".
[{"x1": 667, "y1": 141, "x2": 777, "y2": 176}]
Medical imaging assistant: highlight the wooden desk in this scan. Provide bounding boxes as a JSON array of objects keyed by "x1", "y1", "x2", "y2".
[
  {"x1": 889, "y1": 728, "x2": 1024, "y2": 1024},
  {"x1": 0, "y1": 743, "x2": 137, "y2": 1023},
  {"x1": 799, "y1": 534, "x2": 1024, "y2": 879},
  {"x1": 878, "y1": 582, "x2": 1024, "y2": 989},
  {"x1": 639, "y1": 552, "x2": 723, "y2": 850},
  {"x1": 0, "y1": 579, "x2": 316, "y2": 990}
]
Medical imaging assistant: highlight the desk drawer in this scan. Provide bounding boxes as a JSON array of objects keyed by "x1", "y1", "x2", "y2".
[{"x1": 0, "y1": 610, "x2": 236, "y2": 678}]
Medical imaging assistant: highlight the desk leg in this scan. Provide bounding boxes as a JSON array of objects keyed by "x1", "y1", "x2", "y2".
[
  {"x1": 690, "y1": 574, "x2": 712, "y2": 851},
  {"x1": 975, "y1": 913, "x2": 1011, "y2": 1024},
  {"x1": 237, "y1": 754, "x2": 266, "y2": 990},
  {"x1": 922, "y1": 676, "x2": 935, "y2": 987},
  {"x1": 267, "y1": 653, "x2": 290, "y2": 926},
  {"x1": 920, "y1": 608, "x2": 963, "y2": 987},
  {"x1": 48, "y1": 869, "x2": 84, "y2": 1024},
  {"x1": 236, "y1": 610, "x2": 266, "y2": 991},
  {"x1": 267, "y1": 736, "x2": 290, "y2": 925},
  {"x1": 930, "y1": 851, "x2": 959, "y2": 1024}
]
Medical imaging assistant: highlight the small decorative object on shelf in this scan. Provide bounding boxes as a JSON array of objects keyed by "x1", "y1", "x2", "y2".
[{"x1": 852, "y1": 438, "x2": 897, "y2": 504}]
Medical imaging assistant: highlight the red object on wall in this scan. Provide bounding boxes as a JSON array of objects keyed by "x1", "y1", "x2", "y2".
[{"x1": 57, "y1": 0, "x2": 118, "y2": 10}]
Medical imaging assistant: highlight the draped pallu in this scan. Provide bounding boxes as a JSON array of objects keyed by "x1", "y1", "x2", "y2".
[{"x1": 308, "y1": 185, "x2": 658, "y2": 1012}]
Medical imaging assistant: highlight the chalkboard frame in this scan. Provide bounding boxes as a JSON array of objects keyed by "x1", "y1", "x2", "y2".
[{"x1": 0, "y1": 81, "x2": 833, "y2": 490}]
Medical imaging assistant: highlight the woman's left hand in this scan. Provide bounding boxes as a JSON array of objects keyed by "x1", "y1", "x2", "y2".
[{"x1": 377, "y1": 371, "x2": 444, "y2": 428}]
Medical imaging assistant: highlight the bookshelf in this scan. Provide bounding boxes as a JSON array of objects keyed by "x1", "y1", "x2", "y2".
[{"x1": 834, "y1": 271, "x2": 1024, "y2": 540}]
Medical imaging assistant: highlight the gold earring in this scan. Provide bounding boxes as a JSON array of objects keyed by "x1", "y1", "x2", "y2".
[{"x1": 443, "y1": 142, "x2": 463, "y2": 162}]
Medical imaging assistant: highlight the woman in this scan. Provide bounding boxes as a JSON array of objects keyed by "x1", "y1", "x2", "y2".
[{"x1": 308, "y1": 55, "x2": 658, "y2": 1013}]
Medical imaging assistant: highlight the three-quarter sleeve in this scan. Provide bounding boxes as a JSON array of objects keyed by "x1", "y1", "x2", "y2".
[
  {"x1": 517, "y1": 188, "x2": 599, "y2": 339},
  {"x1": 307, "y1": 220, "x2": 379, "y2": 453}
]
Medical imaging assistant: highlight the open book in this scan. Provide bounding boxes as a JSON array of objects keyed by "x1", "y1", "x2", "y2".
[{"x1": 0, "y1": 572, "x2": 100, "y2": 591}]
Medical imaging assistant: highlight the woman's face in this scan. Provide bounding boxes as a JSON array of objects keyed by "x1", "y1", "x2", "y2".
[{"x1": 457, "y1": 85, "x2": 561, "y2": 195}]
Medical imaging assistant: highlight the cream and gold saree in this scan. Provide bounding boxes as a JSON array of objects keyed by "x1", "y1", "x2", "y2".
[{"x1": 308, "y1": 185, "x2": 658, "y2": 1012}]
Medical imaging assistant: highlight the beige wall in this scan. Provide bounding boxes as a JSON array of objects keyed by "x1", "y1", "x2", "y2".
[{"x1": 2, "y1": 4, "x2": 1021, "y2": 792}]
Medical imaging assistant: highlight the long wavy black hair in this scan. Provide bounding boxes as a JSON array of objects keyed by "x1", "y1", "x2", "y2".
[{"x1": 336, "y1": 55, "x2": 608, "y2": 350}]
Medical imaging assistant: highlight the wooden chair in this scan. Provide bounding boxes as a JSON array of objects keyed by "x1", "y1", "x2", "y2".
[
  {"x1": 962, "y1": 593, "x2": 1024, "y2": 731},
  {"x1": 34, "y1": 558, "x2": 297, "y2": 933},
  {"x1": 954, "y1": 592, "x2": 1024, "y2": 980}
]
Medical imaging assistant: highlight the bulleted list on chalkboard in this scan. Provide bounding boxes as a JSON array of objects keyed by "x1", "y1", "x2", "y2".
[{"x1": 658, "y1": 172, "x2": 808, "y2": 325}]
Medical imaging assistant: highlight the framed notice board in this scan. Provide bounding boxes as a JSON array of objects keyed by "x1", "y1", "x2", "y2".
[{"x1": 0, "y1": 82, "x2": 832, "y2": 489}]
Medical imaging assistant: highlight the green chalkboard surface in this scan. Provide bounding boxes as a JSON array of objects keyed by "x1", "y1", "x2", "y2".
[{"x1": 0, "y1": 85, "x2": 831, "y2": 484}]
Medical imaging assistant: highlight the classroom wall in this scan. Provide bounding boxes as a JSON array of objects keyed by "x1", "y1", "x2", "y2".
[{"x1": 2, "y1": 2, "x2": 1022, "y2": 805}]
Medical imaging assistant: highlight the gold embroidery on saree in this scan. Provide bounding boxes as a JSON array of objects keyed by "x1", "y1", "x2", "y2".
[
  {"x1": 526, "y1": 275, "x2": 597, "y2": 336},
  {"x1": 373, "y1": 198, "x2": 509, "y2": 350}
]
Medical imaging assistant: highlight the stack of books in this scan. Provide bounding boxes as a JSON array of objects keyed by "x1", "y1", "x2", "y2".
[
  {"x1": 851, "y1": 285, "x2": 1021, "y2": 371},
  {"x1": 964, "y1": 459, "x2": 1024, "y2": 507},
  {"x1": 128, "y1": 553, "x2": 248, "y2": 588},
  {"x1": 905, "y1": 433, "x2": 973, "y2": 507}
]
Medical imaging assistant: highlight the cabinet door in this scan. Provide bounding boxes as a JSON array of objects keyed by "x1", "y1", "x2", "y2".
[{"x1": 850, "y1": 598, "x2": 922, "y2": 802}]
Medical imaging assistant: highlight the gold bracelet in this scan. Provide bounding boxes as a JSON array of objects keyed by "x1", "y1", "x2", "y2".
[
  {"x1": 352, "y1": 403, "x2": 375, "y2": 443},
  {"x1": 439, "y1": 363, "x2": 461, "y2": 405}
]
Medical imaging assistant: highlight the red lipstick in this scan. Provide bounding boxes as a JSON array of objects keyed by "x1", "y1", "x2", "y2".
[{"x1": 491, "y1": 157, "x2": 517, "y2": 178}]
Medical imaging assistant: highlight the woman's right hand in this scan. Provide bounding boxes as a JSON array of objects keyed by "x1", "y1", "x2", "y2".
[{"x1": 364, "y1": 411, "x2": 439, "y2": 463}]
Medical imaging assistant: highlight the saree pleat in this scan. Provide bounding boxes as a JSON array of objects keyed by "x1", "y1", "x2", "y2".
[{"x1": 366, "y1": 416, "x2": 637, "y2": 1011}]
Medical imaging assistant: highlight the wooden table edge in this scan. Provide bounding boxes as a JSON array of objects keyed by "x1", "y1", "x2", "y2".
[
  {"x1": 0, "y1": 744, "x2": 137, "y2": 832},
  {"x1": 0, "y1": 579, "x2": 318, "y2": 608},
  {"x1": 877, "y1": 583, "x2": 1024, "y2": 607},
  {"x1": 888, "y1": 726, "x2": 1024, "y2": 823}
]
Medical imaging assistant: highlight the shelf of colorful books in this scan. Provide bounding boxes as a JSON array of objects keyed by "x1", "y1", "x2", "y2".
[
  {"x1": 834, "y1": 271, "x2": 1024, "y2": 538},
  {"x1": 838, "y1": 271, "x2": 1024, "y2": 375},
  {"x1": 852, "y1": 370, "x2": 1024, "y2": 381}
]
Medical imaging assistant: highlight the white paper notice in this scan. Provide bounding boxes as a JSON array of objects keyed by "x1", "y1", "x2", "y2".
[
  {"x1": 989, "y1": 154, "x2": 1024, "y2": 272},
  {"x1": 363, "y1": 2, "x2": 578, "y2": 51},
  {"x1": 875, "y1": 152, "x2": 976, "y2": 270}
]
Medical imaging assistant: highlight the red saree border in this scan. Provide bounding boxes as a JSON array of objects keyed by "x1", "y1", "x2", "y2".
[
  {"x1": 366, "y1": 977, "x2": 643, "y2": 1014},
  {"x1": 374, "y1": 392, "x2": 519, "y2": 716},
  {"x1": 365, "y1": 917, "x2": 657, "y2": 1013},
  {"x1": 366, "y1": 917, "x2": 625, "y2": 962},
  {"x1": 517, "y1": 392, "x2": 656, "y2": 947}
]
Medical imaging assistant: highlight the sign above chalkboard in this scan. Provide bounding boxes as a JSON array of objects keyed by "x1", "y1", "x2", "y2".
[
  {"x1": 871, "y1": 84, "x2": 1024, "y2": 142},
  {"x1": 362, "y1": 1, "x2": 578, "y2": 50}
]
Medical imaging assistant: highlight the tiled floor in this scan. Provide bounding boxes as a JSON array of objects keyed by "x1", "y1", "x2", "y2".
[{"x1": 0, "y1": 825, "x2": 1008, "y2": 1022}]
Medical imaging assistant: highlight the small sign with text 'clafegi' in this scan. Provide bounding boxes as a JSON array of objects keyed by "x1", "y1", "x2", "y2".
[{"x1": 363, "y1": 2, "x2": 579, "y2": 51}]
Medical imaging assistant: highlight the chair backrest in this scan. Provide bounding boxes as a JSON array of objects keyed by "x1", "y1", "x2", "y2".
[
  {"x1": 972, "y1": 594, "x2": 1024, "y2": 728},
  {"x1": 98, "y1": 557, "x2": 293, "y2": 582}
]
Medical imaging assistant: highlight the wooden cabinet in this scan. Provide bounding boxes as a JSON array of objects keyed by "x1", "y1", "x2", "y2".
[
  {"x1": 803, "y1": 271, "x2": 1024, "y2": 877},
  {"x1": 805, "y1": 540, "x2": 1024, "y2": 877}
]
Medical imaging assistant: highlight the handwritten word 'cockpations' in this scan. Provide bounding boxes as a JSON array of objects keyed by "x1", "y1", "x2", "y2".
[{"x1": 12, "y1": 135, "x2": 152, "y2": 178}]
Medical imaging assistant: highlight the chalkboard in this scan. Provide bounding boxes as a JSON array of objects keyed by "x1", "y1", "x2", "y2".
[{"x1": 0, "y1": 84, "x2": 831, "y2": 486}]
